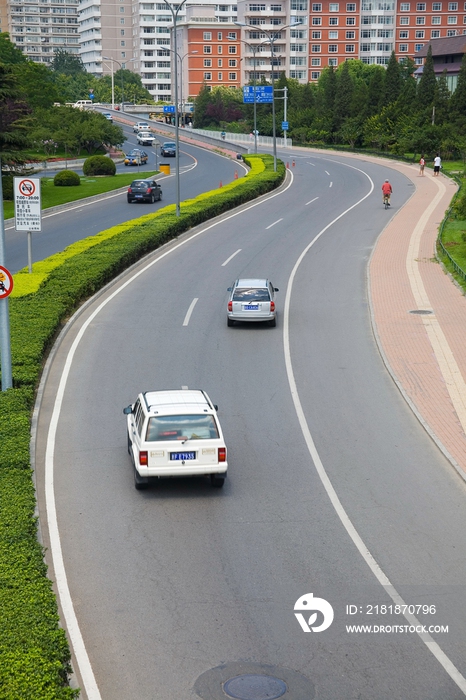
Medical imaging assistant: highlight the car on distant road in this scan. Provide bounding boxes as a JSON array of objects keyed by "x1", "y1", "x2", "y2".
[
  {"x1": 133, "y1": 121, "x2": 150, "y2": 133},
  {"x1": 102, "y1": 112, "x2": 113, "y2": 122},
  {"x1": 227, "y1": 278, "x2": 279, "y2": 327},
  {"x1": 127, "y1": 178, "x2": 162, "y2": 203},
  {"x1": 123, "y1": 389, "x2": 228, "y2": 489},
  {"x1": 160, "y1": 141, "x2": 177, "y2": 157},
  {"x1": 137, "y1": 131, "x2": 156, "y2": 146},
  {"x1": 124, "y1": 149, "x2": 149, "y2": 166}
]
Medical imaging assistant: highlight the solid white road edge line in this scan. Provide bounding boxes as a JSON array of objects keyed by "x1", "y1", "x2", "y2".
[
  {"x1": 283, "y1": 161, "x2": 466, "y2": 696},
  {"x1": 222, "y1": 249, "x2": 242, "y2": 266},
  {"x1": 183, "y1": 298, "x2": 198, "y2": 326},
  {"x1": 44, "y1": 169, "x2": 295, "y2": 700}
]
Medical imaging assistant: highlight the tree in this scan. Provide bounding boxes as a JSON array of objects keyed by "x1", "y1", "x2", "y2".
[
  {"x1": 451, "y1": 52, "x2": 466, "y2": 118},
  {"x1": 417, "y1": 45, "x2": 437, "y2": 119},
  {"x1": 334, "y1": 60, "x2": 354, "y2": 129},
  {"x1": 383, "y1": 51, "x2": 402, "y2": 106},
  {"x1": 51, "y1": 49, "x2": 85, "y2": 76},
  {"x1": 0, "y1": 32, "x2": 27, "y2": 65},
  {"x1": 0, "y1": 63, "x2": 31, "y2": 178},
  {"x1": 13, "y1": 61, "x2": 60, "y2": 109}
]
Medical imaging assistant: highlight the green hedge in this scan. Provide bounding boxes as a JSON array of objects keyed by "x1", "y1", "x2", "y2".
[{"x1": 0, "y1": 154, "x2": 285, "y2": 698}]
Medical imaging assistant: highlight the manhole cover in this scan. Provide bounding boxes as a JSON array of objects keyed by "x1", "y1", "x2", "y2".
[
  {"x1": 223, "y1": 674, "x2": 287, "y2": 700},
  {"x1": 409, "y1": 309, "x2": 433, "y2": 315}
]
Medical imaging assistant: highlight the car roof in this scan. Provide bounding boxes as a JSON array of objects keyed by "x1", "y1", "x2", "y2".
[
  {"x1": 143, "y1": 389, "x2": 212, "y2": 415},
  {"x1": 235, "y1": 278, "x2": 269, "y2": 288}
]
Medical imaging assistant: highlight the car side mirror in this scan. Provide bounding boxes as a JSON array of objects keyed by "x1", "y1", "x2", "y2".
[
  {"x1": 274, "y1": 288, "x2": 279, "y2": 292},
  {"x1": 227, "y1": 287, "x2": 232, "y2": 291},
  {"x1": 123, "y1": 405, "x2": 133, "y2": 415},
  {"x1": 214, "y1": 404, "x2": 218, "y2": 411}
]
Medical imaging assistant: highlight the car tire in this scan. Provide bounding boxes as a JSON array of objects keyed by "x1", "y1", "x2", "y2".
[
  {"x1": 150, "y1": 194, "x2": 155, "y2": 203},
  {"x1": 134, "y1": 465, "x2": 149, "y2": 490},
  {"x1": 158, "y1": 192, "x2": 162, "y2": 201},
  {"x1": 127, "y1": 433, "x2": 132, "y2": 454},
  {"x1": 269, "y1": 317, "x2": 277, "y2": 327},
  {"x1": 127, "y1": 197, "x2": 132, "y2": 203},
  {"x1": 211, "y1": 475, "x2": 225, "y2": 488},
  {"x1": 227, "y1": 318, "x2": 234, "y2": 327}
]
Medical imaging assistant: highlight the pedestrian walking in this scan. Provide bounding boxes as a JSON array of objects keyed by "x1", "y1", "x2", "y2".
[
  {"x1": 419, "y1": 155, "x2": 425, "y2": 176},
  {"x1": 433, "y1": 153, "x2": 441, "y2": 176}
]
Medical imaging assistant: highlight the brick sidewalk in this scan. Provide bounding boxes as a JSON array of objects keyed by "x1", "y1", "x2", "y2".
[{"x1": 367, "y1": 164, "x2": 466, "y2": 478}]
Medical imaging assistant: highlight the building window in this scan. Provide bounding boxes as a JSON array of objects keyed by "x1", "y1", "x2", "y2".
[
  {"x1": 119, "y1": 5, "x2": 125, "y2": 11},
  {"x1": 346, "y1": 16, "x2": 356, "y2": 23},
  {"x1": 415, "y1": 29, "x2": 424, "y2": 36},
  {"x1": 431, "y1": 29, "x2": 440, "y2": 36},
  {"x1": 346, "y1": 30, "x2": 355, "y2": 37},
  {"x1": 218, "y1": 58, "x2": 222, "y2": 66},
  {"x1": 346, "y1": 43, "x2": 355, "y2": 51},
  {"x1": 311, "y1": 43, "x2": 321, "y2": 51},
  {"x1": 416, "y1": 16, "x2": 425, "y2": 23},
  {"x1": 432, "y1": 1, "x2": 442, "y2": 8},
  {"x1": 346, "y1": 2, "x2": 356, "y2": 8},
  {"x1": 414, "y1": 42, "x2": 424, "y2": 50},
  {"x1": 120, "y1": 18, "x2": 125, "y2": 23},
  {"x1": 449, "y1": 1, "x2": 458, "y2": 8},
  {"x1": 400, "y1": 2, "x2": 410, "y2": 8},
  {"x1": 229, "y1": 58, "x2": 237, "y2": 66},
  {"x1": 229, "y1": 72, "x2": 236, "y2": 79},
  {"x1": 120, "y1": 40, "x2": 125, "y2": 46},
  {"x1": 204, "y1": 72, "x2": 212, "y2": 79},
  {"x1": 227, "y1": 32, "x2": 237, "y2": 39},
  {"x1": 204, "y1": 58, "x2": 211, "y2": 66},
  {"x1": 311, "y1": 56, "x2": 321, "y2": 64},
  {"x1": 203, "y1": 32, "x2": 212, "y2": 40},
  {"x1": 432, "y1": 15, "x2": 441, "y2": 21},
  {"x1": 329, "y1": 57, "x2": 338, "y2": 65},
  {"x1": 399, "y1": 43, "x2": 408, "y2": 50},
  {"x1": 448, "y1": 14, "x2": 458, "y2": 21},
  {"x1": 312, "y1": 30, "x2": 321, "y2": 37},
  {"x1": 120, "y1": 29, "x2": 125, "y2": 35},
  {"x1": 328, "y1": 43, "x2": 338, "y2": 51},
  {"x1": 218, "y1": 32, "x2": 222, "y2": 39},
  {"x1": 218, "y1": 72, "x2": 222, "y2": 79},
  {"x1": 312, "y1": 2, "x2": 322, "y2": 9},
  {"x1": 399, "y1": 29, "x2": 409, "y2": 37},
  {"x1": 312, "y1": 17, "x2": 322, "y2": 24},
  {"x1": 447, "y1": 27, "x2": 457, "y2": 32},
  {"x1": 249, "y1": 3, "x2": 266, "y2": 8},
  {"x1": 416, "y1": 2, "x2": 425, "y2": 9},
  {"x1": 400, "y1": 16, "x2": 409, "y2": 23},
  {"x1": 329, "y1": 2, "x2": 339, "y2": 9},
  {"x1": 329, "y1": 30, "x2": 338, "y2": 37},
  {"x1": 311, "y1": 71, "x2": 321, "y2": 79},
  {"x1": 329, "y1": 16, "x2": 339, "y2": 24},
  {"x1": 228, "y1": 45, "x2": 236, "y2": 53},
  {"x1": 218, "y1": 45, "x2": 223, "y2": 53},
  {"x1": 203, "y1": 45, "x2": 212, "y2": 53}
]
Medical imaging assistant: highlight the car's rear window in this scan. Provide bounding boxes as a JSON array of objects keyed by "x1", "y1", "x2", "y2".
[
  {"x1": 146, "y1": 414, "x2": 219, "y2": 441},
  {"x1": 164, "y1": 143, "x2": 176, "y2": 147},
  {"x1": 131, "y1": 181, "x2": 147, "y2": 187},
  {"x1": 233, "y1": 287, "x2": 270, "y2": 302}
]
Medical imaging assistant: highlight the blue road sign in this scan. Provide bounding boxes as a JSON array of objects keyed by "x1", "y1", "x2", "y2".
[
  {"x1": 282, "y1": 121, "x2": 289, "y2": 130},
  {"x1": 243, "y1": 86, "x2": 273, "y2": 104},
  {"x1": 89, "y1": 93, "x2": 94, "y2": 99},
  {"x1": 163, "y1": 105, "x2": 176, "y2": 113}
]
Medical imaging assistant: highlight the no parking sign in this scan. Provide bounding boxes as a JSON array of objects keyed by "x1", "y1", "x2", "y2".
[
  {"x1": 0, "y1": 266, "x2": 13, "y2": 298},
  {"x1": 14, "y1": 177, "x2": 42, "y2": 232}
]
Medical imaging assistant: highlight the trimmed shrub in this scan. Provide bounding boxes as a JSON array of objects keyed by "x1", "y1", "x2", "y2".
[
  {"x1": 54, "y1": 170, "x2": 80, "y2": 187},
  {"x1": 83, "y1": 155, "x2": 116, "y2": 176}
]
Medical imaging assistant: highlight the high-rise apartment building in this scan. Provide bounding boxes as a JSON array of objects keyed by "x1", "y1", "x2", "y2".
[
  {"x1": 0, "y1": 0, "x2": 80, "y2": 63},
  {"x1": 78, "y1": 0, "x2": 133, "y2": 75}
]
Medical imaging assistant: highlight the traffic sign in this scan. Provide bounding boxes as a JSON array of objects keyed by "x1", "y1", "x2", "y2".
[
  {"x1": 89, "y1": 92, "x2": 94, "y2": 99},
  {"x1": 163, "y1": 105, "x2": 176, "y2": 113},
  {"x1": 282, "y1": 121, "x2": 289, "y2": 130},
  {"x1": 14, "y1": 177, "x2": 42, "y2": 232},
  {"x1": 0, "y1": 266, "x2": 14, "y2": 299},
  {"x1": 243, "y1": 86, "x2": 273, "y2": 104}
]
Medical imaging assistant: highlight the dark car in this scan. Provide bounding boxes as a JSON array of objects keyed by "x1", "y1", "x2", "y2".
[
  {"x1": 127, "y1": 179, "x2": 162, "y2": 203},
  {"x1": 160, "y1": 141, "x2": 176, "y2": 157},
  {"x1": 124, "y1": 149, "x2": 149, "y2": 166}
]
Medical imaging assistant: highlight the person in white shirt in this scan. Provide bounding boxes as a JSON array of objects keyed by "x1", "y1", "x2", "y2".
[{"x1": 433, "y1": 153, "x2": 441, "y2": 176}]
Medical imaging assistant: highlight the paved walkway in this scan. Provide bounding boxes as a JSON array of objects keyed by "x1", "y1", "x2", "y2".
[{"x1": 364, "y1": 161, "x2": 466, "y2": 479}]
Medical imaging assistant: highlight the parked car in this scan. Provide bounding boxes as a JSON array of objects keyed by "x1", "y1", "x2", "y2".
[
  {"x1": 161, "y1": 141, "x2": 177, "y2": 157},
  {"x1": 227, "y1": 278, "x2": 279, "y2": 327},
  {"x1": 133, "y1": 121, "x2": 150, "y2": 133},
  {"x1": 102, "y1": 112, "x2": 113, "y2": 122},
  {"x1": 123, "y1": 389, "x2": 228, "y2": 489},
  {"x1": 137, "y1": 131, "x2": 156, "y2": 146},
  {"x1": 124, "y1": 149, "x2": 149, "y2": 166},
  {"x1": 127, "y1": 178, "x2": 162, "y2": 203}
]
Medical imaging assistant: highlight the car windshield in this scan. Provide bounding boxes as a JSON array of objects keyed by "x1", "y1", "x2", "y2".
[
  {"x1": 146, "y1": 414, "x2": 219, "y2": 441},
  {"x1": 233, "y1": 288, "x2": 270, "y2": 302}
]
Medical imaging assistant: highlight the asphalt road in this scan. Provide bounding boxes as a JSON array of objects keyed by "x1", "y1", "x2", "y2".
[
  {"x1": 36, "y1": 151, "x2": 466, "y2": 700},
  {"x1": 5, "y1": 122, "x2": 242, "y2": 273}
]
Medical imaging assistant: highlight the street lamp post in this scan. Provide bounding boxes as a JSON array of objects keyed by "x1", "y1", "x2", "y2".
[
  {"x1": 162, "y1": 0, "x2": 189, "y2": 217},
  {"x1": 102, "y1": 57, "x2": 137, "y2": 112},
  {"x1": 179, "y1": 50, "x2": 198, "y2": 126},
  {"x1": 235, "y1": 33, "x2": 259, "y2": 155}
]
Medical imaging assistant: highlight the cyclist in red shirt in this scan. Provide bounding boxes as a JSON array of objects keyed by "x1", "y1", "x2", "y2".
[{"x1": 382, "y1": 179, "x2": 392, "y2": 206}]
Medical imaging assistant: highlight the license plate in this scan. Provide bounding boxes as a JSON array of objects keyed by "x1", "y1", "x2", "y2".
[
  {"x1": 170, "y1": 451, "x2": 196, "y2": 461},
  {"x1": 135, "y1": 195, "x2": 143, "y2": 198},
  {"x1": 244, "y1": 304, "x2": 259, "y2": 310}
]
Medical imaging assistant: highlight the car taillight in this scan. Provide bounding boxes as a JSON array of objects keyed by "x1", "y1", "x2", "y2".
[
  {"x1": 228, "y1": 301, "x2": 232, "y2": 312},
  {"x1": 128, "y1": 187, "x2": 132, "y2": 192},
  {"x1": 139, "y1": 451, "x2": 148, "y2": 466},
  {"x1": 270, "y1": 301, "x2": 275, "y2": 312},
  {"x1": 147, "y1": 187, "x2": 152, "y2": 192},
  {"x1": 218, "y1": 448, "x2": 226, "y2": 462}
]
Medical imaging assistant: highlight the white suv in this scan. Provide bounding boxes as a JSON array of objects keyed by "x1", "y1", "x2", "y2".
[
  {"x1": 123, "y1": 389, "x2": 228, "y2": 489},
  {"x1": 137, "y1": 131, "x2": 155, "y2": 146}
]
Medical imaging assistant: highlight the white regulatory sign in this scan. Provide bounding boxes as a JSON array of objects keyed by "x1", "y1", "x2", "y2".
[{"x1": 14, "y1": 177, "x2": 42, "y2": 232}]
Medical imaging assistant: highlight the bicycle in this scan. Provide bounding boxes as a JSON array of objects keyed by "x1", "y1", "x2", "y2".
[{"x1": 383, "y1": 194, "x2": 390, "y2": 209}]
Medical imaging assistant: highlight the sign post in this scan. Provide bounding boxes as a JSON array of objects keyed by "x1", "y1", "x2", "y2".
[
  {"x1": 0, "y1": 160, "x2": 13, "y2": 390},
  {"x1": 14, "y1": 177, "x2": 42, "y2": 273}
]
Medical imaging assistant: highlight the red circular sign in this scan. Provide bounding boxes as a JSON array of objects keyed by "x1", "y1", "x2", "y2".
[
  {"x1": 18, "y1": 179, "x2": 36, "y2": 197},
  {"x1": 0, "y1": 266, "x2": 14, "y2": 299}
]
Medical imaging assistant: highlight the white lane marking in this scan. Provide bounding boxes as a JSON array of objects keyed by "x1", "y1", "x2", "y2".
[
  {"x1": 266, "y1": 218, "x2": 283, "y2": 230},
  {"x1": 222, "y1": 249, "x2": 242, "y2": 266},
  {"x1": 406, "y1": 178, "x2": 466, "y2": 432},
  {"x1": 283, "y1": 162, "x2": 466, "y2": 696},
  {"x1": 329, "y1": 182, "x2": 333, "y2": 188},
  {"x1": 305, "y1": 197, "x2": 319, "y2": 206},
  {"x1": 45, "y1": 170, "x2": 295, "y2": 699},
  {"x1": 325, "y1": 170, "x2": 330, "y2": 175},
  {"x1": 308, "y1": 162, "x2": 316, "y2": 166},
  {"x1": 183, "y1": 297, "x2": 198, "y2": 326}
]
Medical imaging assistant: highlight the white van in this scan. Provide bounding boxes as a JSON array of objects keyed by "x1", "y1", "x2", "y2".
[{"x1": 73, "y1": 100, "x2": 94, "y2": 110}]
